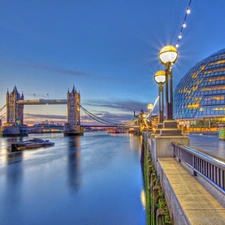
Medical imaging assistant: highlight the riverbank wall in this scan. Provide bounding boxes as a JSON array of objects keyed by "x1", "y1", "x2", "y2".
[{"x1": 142, "y1": 133, "x2": 172, "y2": 225}]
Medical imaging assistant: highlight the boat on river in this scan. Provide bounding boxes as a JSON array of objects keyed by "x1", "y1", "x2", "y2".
[
  {"x1": 108, "y1": 128, "x2": 126, "y2": 134},
  {"x1": 10, "y1": 138, "x2": 55, "y2": 152}
]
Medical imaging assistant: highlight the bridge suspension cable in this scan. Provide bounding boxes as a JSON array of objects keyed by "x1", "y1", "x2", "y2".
[
  {"x1": 0, "y1": 112, "x2": 6, "y2": 119},
  {"x1": 79, "y1": 104, "x2": 119, "y2": 126},
  {"x1": 79, "y1": 104, "x2": 139, "y2": 127},
  {"x1": 0, "y1": 104, "x2": 6, "y2": 112}
]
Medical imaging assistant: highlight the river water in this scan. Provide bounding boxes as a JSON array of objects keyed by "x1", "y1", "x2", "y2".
[
  {"x1": 188, "y1": 134, "x2": 225, "y2": 160},
  {"x1": 0, "y1": 132, "x2": 146, "y2": 225},
  {"x1": 1, "y1": 132, "x2": 224, "y2": 225}
]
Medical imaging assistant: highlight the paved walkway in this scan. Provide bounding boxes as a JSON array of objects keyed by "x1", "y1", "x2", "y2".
[{"x1": 158, "y1": 158, "x2": 225, "y2": 225}]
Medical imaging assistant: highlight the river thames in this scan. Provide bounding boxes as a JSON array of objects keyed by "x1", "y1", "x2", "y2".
[
  {"x1": 0, "y1": 132, "x2": 146, "y2": 225},
  {"x1": 0, "y1": 132, "x2": 224, "y2": 225}
]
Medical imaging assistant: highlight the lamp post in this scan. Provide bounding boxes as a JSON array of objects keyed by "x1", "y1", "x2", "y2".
[
  {"x1": 154, "y1": 70, "x2": 166, "y2": 124},
  {"x1": 147, "y1": 103, "x2": 154, "y2": 131},
  {"x1": 158, "y1": 45, "x2": 182, "y2": 136},
  {"x1": 159, "y1": 45, "x2": 178, "y2": 120},
  {"x1": 139, "y1": 110, "x2": 147, "y2": 133}
]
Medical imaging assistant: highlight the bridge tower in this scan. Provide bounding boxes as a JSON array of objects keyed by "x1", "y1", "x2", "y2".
[
  {"x1": 67, "y1": 86, "x2": 80, "y2": 125},
  {"x1": 6, "y1": 86, "x2": 24, "y2": 125},
  {"x1": 64, "y1": 86, "x2": 83, "y2": 135}
]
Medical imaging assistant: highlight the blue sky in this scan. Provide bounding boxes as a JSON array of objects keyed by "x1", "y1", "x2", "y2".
[{"x1": 0, "y1": 0, "x2": 225, "y2": 124}]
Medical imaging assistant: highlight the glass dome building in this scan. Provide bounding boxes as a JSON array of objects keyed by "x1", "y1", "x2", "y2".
[{"x1": 174, "y1": 48, "x2": 225, "y2": 131}]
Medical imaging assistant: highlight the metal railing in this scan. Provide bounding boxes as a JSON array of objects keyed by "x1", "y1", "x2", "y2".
[{"x1": 171, "y1": 142, "x2": 225, "y2": 195}]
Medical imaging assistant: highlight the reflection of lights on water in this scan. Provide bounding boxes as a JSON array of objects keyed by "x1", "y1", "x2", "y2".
[{"x1": 140, "y1": 189, "x2": 146, "y2": 209}]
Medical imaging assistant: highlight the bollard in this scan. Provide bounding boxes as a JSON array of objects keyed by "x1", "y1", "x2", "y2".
[
  {"x1": 149, "y1": 171, "x2": 156, "y2": 189},
  {"x1": 151, "y1": 185, "x2": 160, "y2": 225},
  {"x1": 148, "y1": 165, "x2": 153, "y2": 189},
  {"x1": 156, "y1": 208, "x2": 165, "y2": 225}
]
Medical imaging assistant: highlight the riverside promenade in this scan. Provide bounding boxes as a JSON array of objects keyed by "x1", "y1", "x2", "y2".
[{"x1": 144, "y1": 133, "x2": 225, "y2": 225}]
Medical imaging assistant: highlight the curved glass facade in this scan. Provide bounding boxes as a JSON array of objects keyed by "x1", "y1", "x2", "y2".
[{"x1": 174, "y1": 48, "x2": 225, "y2": 120}]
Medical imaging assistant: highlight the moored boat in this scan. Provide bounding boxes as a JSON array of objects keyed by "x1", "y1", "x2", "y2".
[{"x1": 10, "y1": 138, "x2": 55, "y2": 152}]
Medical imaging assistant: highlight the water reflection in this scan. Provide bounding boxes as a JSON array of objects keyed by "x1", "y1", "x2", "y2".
[
  {"x1": 67, "y1": 136, "x2": 81, "y2": 193},
  {"x1": 7, "y1": 152, "x2": 23, "y2": 164},
  {"x1": 2, "y1": 151, "x2": 24, "y2": 212},
  {"x1": 0, "y1": 133, "x2": 146, "y2": 225}
]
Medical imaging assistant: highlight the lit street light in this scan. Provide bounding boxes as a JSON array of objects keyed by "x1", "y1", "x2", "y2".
[
  {"x1": 147, "y1": 103, "x2": 154, "y2": 112},
  {"x1": 154, "y1": 70, "x2": 166, "y2": 124},
  {"x1": 159, "y1": 45, "x2": 178, "y2": 120},
  {"x1": 158, "y1": 45, "x2": 181, "y2": 136},
  {"x1": 147, "y1": 103, "x2": 154, "y2": 131}
]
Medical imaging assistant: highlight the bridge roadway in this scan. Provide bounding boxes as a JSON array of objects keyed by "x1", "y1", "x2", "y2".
[
  {"x1": 17, "y1": 99, "x2": 67, "y2": 105},
  {"x1": 81, "y1": 125, "x2": 139, "y2": 128}
]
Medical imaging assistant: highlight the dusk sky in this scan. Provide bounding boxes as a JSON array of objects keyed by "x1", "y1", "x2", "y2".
[{"x1": 0, "y1": 0, "x2": 224, "y2": 124}]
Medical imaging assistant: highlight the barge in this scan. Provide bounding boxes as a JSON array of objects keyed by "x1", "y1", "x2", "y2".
[{"x1": 10, "y1": 138, "x2": 55, "y2": 152}]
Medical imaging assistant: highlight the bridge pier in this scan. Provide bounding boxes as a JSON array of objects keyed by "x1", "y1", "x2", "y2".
[{"x1": 64, "y1": 124, "x2": 83, "y2": 136}]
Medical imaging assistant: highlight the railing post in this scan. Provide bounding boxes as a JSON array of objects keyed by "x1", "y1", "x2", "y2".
[
  {"x1": 172, "y1": 141, "x2": 225, "y2": 194},
  {"x1": 173, "y1": 143, "x2": 176, "y2": 158},
  {"x1": 178, "y1": 147, "x2": 181, "y2": 162},
  {"x1": 192, "y1": 155, "x2": 197, "y2": 176}
]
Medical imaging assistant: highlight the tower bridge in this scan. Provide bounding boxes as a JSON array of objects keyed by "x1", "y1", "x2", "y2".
[
  {"x1": 3, "y1": 85, "x2": 82, "y2": 136},
  {"x1": 1, "y1": 86, "x2": 149, "y2": 136}
]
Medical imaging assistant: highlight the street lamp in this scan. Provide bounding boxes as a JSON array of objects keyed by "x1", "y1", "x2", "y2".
[
  {"x1": 158, "y1": 45, "x2": 181, "y2": 136},
  {"x1": 147, "y1": 103, "x2": 154, "y2": 113},
  {"x1": 139, "y1": 110, "x2": 147, "y2": 133},
  {"x1": 154, "y1": 70, "x2": 166, "y2": 124},
  {"x1": 147, "y1": 103, "x2": 154, "y2": 131},
  {"x1": 159, "y1": 45, "x2": 178, "y2": 120}
]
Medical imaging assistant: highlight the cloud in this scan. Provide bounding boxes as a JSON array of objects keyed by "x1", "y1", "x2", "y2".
[
  {"x1": 80, "y1": 99, "x2": 149, "y2": 124},
  {"x1": 81, "y1": 111, "x2": 134, "y2": 125},
  {"x1": 24, "y1": 98, "x2": 159, "y2": 125},
  {"x1": 24, "y1": 111, "x2": 133, "y2": 125},
  {"x1": 22, "y1": 64, "x2": 90, "y2": 77},
  {"x1": 83, "y1": 99, "x2": 149, "y2": 112},
  {"x1": 25, "y1": 113, "x2": 67, "y2": 120}
]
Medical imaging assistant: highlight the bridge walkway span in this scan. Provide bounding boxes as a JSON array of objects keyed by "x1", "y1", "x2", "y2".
[
  {"x1": 158, "y1": 158, "x2": 225, "y2": 225},
  {"x1": 17, "y1": 99, "x2": 67, "y2": 105}
]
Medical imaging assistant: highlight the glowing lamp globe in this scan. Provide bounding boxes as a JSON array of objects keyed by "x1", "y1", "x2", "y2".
[
  {"x1": 159, "y1": 45, "x2": 178, "y2": 66},
  {"x1": 147, "y1": 103, "x2": 154, "y2": 111},
  {"x1": 154, "y1": 70, "x2": 166, "y2": 84}
]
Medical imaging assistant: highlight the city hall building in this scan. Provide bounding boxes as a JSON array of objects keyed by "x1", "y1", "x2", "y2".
[{"x1": 174, "y1": 48, "x2": 225, "y2": 133}]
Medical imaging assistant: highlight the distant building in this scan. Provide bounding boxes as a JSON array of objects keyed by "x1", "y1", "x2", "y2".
[{"x1": 174, "y1": 48, "x2": 225, "y2": 132}]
